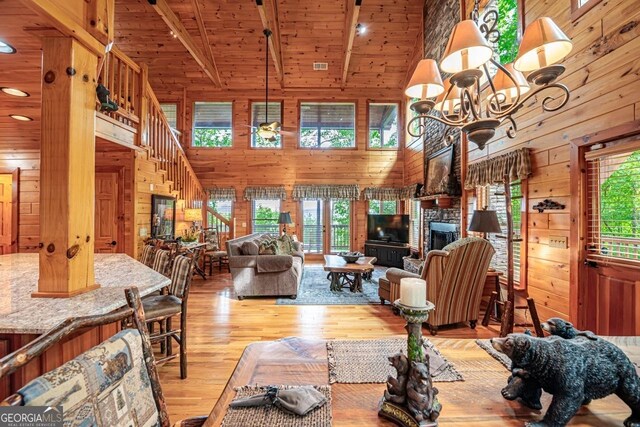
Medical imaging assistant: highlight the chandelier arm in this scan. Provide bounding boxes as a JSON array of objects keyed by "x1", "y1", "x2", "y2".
[
  {"x1": 493, "y1": 82, "x2": 570, "y2": 120},
  {"x1": 486, "y1": 60, "x2": 523, "y2": 117},
  {"x1": 505, "y1": 115, "x2": 518, "y2": 139},
  {"x1": 434, "y1": 82, "x2": 472, "y2": 125},
  {"x1": 462, "y1": 87, "x2": 481, "y2": 121},
  {"x1": 407, "y1": 113, "x2": 466, "y2": 139}
]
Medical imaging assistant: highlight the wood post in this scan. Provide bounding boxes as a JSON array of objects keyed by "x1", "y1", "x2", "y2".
[{"x1": 35, "y1": 37, "x2": 100, "y2": 298}]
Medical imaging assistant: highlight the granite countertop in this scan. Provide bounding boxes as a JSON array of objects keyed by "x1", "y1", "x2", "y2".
[{"x1": 0, "y1": 253, "x2": 171, "y2": 334}]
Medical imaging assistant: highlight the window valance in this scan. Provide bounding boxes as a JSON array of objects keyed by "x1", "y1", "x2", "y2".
[
  {"x1": 243, "y1": 186, "x2": 287, "y2": 201},
  {"x1": 292, "y1": 184, "x2": 360, "y2": 201},
  {"x1": 207, "y1": 187, "x2": 236, "y2": 201},
  {"x1": 363, "y1": 187, "x2": 403, "y2": 201},
  {"x1": 464, "y1": 147, "x2": 532, "y2": 189},
  {"x1": 401, "y1": 184, "x2": 420, "y2": 200}
]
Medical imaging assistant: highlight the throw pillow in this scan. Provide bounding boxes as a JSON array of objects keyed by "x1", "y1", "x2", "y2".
[
  {"x1": 241, "y1": 240, "x2": 259, "y2": 256},
  {"x1": 276, "y1": 234, "x2": 294, "y2": 255},
  {"x1": 258, "y1": 238, "x2": 278, "y2": 255}
]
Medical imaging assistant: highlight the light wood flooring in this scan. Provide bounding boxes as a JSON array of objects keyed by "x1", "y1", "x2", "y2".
[{"x1": 157, "y1": 266, "x2": 503, "y2": 423}]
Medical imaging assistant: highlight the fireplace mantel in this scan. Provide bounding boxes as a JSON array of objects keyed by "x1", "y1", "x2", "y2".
[{"x1": 419, "y1": 195, "x2": 458, "y2": 209}]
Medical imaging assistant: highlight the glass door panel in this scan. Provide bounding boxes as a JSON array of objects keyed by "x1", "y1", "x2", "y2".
[
  {"x1": 330, "y1": 199, "x2": 350, "y2": 253},
  {"x1": 302, "y1": 199, "x2": 324, "y2": 254}
]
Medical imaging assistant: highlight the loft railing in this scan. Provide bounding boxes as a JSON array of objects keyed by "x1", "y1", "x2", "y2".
[
  {"x1": 95, "y1": 47, "x2": 205, "y2": 209},
  {"x1": 206, "y1": 208, "x2": 232, "y2": 248}
]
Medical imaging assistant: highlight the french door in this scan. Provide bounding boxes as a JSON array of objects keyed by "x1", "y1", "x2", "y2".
[{"x1": 301, "y1": 199, "x2": 351, "y2": 254}]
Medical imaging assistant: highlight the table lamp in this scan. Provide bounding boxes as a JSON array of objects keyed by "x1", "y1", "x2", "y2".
[
  {"x1": 468, "y1": 208, "x2": 501, "y2": 239},
  {"x1": 184, "y1": 208, "x2": 203, "y2": 229},
  {"x1": 278, "y1": 212, "x2": 292, "y2": 235}
]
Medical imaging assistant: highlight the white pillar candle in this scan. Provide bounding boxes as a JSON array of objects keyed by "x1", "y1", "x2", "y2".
[{"x1": 400, "y1": 278, "x2": 427, "y2": 307}]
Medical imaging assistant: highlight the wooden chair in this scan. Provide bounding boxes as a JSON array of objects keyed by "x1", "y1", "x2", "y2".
[
  {"x1": 379, "y1": 237, "x2": 495, "y2": 335},
  {"x1": 202, "y1": 227, "x2": 229, "y2": 274},
  {"x1": 142, "y1": 251, "x2": 198, "y2": 379},
  {"x1": 152, "y1": 248, "x2": 172, "y2": 277},
  {"x1": 140, "y1": 243, "x2": 156, "y2": 267}
]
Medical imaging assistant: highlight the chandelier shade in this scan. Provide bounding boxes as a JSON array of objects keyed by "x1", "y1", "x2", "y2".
[
  {"x1": 405, "y1": 59, "x2": 445, "y2": 99},
  {"x1": 514, "y1": 17, "x2": 573, "y2": 72},
  {"x1": 434, "y1": 80, "x2": 461, "y2": 116},
  {"x1": 440, "y1": 20, "x2": 493, "y2": 73},
  {"x1": 489, "y1": 63, "x2": 530, "y2": 105}
]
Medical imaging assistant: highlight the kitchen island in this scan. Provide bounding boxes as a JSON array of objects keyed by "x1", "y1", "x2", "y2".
[{"x1": 0, "y1": 253, "x2": 170, "y2": 398}]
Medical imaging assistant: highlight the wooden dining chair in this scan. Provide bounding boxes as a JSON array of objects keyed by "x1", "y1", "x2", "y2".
[
  {"x1": 140, "y1": 243, "x2": 156, "y2": 267},
  {"x1": 142, "y1": 251, "x2": 198, "y2": 379},
  {"x1": 152, "y1": 248, "x2": 172, "y2": 277},
  {"x1": 202, "y1": 227, "x2": 229, "y2": 274}
]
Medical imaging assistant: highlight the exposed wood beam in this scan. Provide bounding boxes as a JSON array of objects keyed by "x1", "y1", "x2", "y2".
[
  {"x1": 191, "y1": 0, "x2": 223, "y2": 87},
  {"x1": 256, "y1": 0, "x2": 284, "y2": 88},
  {"x1": 148, "y1": 0, "x2": 221, "y2": 87},
  {"x1": 341, "y1": 0, "x2": 362, "y2": 89}
]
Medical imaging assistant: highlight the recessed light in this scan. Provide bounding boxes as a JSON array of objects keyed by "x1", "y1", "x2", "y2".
[
  {"x1": 9, "y1": 114, "x2": 33, "y2": 121},
  {"x1": 1, "y1": 87, "x2": 29, "y2": 97},
  {"x1": 0, "y1": 40, "x2": 16, "y2": 54},
  {"x1": 356, "y1": 23, "x2": 367, "y2": 35}
]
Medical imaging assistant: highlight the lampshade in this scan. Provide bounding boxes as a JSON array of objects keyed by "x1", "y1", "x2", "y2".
[
  {"x1": 468, "y1": 209, "x2": 501, "y2": 233},
  {"x1": 514, "y1": 17, "x2": 573, "y2": 72},
  {"x1": 434, "y1": 79, "x2": 462, "y2": 115},
  {"x1": 405, "y1": 59, "x2": 445, "y2": 99},
  {"x1": 184, "y1": 208, "x2": 203, "y2": 222},
  {"x1": 440, "y1": 20, "x2": 494, "y2": 74},
  {"x1": 490, "y1": 63, "x2": 530, "y2": 103},
  {"x1": 278, "y1": 212, "x2": 292, "y2": 225}
]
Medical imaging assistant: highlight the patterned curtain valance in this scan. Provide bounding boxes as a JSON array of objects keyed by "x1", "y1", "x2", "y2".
[
  {"x1": 292, "y1": 184, "x2": 360, "y2": 201},
  {"x1": 464, "y1": 147, "x2": 532, "y2": 189},
  {"x1": 243, "y1": 186, "x2": 287, "y2": 201},
  {"x1": 363, "y1": 187, "x2": 403, "y2": 201},
  {"x1": 207, "y1": 187, "x2": 236, "y2": 201},
  {"x1": 401, "y1": 184, "x2": 420, "y2": 200}
]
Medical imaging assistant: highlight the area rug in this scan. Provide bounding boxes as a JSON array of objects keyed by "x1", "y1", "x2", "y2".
[
  {"x1": 327, "y1": 338, "x2": 463, "y2": 384},
  {"x1": 276, "y1": 265, "x2": 384, "y2": 305},
  {"x1": 476, "y1": 337, "x2": 640, "y2": 375},
  {"x1": 221, "y1": 385, "x2": 332, "y2": 427}
]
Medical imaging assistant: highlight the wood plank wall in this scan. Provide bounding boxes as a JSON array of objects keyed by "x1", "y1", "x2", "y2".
[
  {"x1": 458, "y1": 0, "x2": 640, "y2": 321},
  {"x1": 172, "y1": 92, "x2": 405, "y2": 252}
]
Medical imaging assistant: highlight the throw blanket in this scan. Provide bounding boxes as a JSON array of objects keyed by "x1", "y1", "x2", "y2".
[{"x1": 257, "y1": 255, "x2": 293, "y2": 273}]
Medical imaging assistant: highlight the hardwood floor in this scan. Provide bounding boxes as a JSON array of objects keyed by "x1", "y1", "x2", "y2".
[{"x1": 157, "y1": 265, "x2": 502, "y2": 423}]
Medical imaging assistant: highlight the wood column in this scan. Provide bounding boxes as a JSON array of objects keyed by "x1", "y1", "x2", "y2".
[{"x1": 35, "y1": 37, "x2": 99, "y2": 298}]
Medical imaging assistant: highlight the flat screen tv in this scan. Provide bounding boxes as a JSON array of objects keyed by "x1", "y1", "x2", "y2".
[{"x1": 367, "y1": 214, "x2": 410, "y2": 244}]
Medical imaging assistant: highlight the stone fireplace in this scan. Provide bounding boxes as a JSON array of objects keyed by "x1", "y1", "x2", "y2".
[{"x1": 429, "y1": 222, "x2": 458, "y2": 251}]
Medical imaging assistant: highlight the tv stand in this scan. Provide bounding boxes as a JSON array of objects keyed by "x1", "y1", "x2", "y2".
[{"x1": 364, "y1": 242, "x2": 410, "y2": 268}]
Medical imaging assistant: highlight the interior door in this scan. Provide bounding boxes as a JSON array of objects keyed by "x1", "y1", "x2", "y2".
[
  {"x1": 302, "y1": 199, "x2": 324, "y2": 254},
  {"x1": 95, "y1": 172, "x2": 120, "y2": 253},
  {"x1": 0, "y1": 175, "x2": 12, "y2": 254}
]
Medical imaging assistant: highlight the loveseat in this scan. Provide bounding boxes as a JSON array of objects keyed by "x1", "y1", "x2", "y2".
[{"x1": 226, "y1": 233, "x2": 304, "y2": 300}]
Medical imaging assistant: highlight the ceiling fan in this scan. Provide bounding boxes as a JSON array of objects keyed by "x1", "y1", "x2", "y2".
[{"x1": 255, "y1": 29, "x2": 281, "y2": 142}]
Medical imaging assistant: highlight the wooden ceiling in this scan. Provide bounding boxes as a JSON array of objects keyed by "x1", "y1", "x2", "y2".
[
  {"x1": 114, "y1": 0, "x2": 424, "y2": 95},
  {"x1": 0, "y1": 0, "x2": 46, "y2": 148}
]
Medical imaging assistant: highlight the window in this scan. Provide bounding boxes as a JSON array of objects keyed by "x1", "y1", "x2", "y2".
[
  {"x1": 251, "y1": 199, "x2": 281, "y2": 234},
  {"x1": 299, "y1": 102, "x2": 355, "y2": 148},
  {"x1": 192, "y1": 102, "x2": 232, "y2": 147},
  {"x1": 160, "y1": 103, "x2": 177, "y2": 129},
  {"x1": 409, "y1": 200, "x2": 421, "y2": 250},
  {"x1": 251, "y1": 102, "x2": 282, "y2": 148},
  {"x1": 369, "y1": 200, "x2": 398, "y2": 215},
  {"x1": 571, "y1": 0, "x2": 604, "y2": 20},
  {"x1": 369, "y1": 103, "x2": 399, "y2": 149},
  {"x1": 586, "y1": 148, "x2": 640, "y2": 263},
  {"x1": 479, "y1": 181, "x2": 525, "y2": 285},
  {"x1": 480, "y1": 0, "x2": 520, "y2": 79},
  {"x1": 330, "y1": 199, "x2": 351, "y2": 253}
]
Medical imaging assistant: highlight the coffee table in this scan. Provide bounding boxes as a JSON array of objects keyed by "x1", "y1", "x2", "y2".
[{"x1": 323, "y1": 255, "x2": 376, "y2": 292}]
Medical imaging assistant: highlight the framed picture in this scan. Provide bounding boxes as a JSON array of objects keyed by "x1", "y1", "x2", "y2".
[
  {"x1": 151, "y1": 195, "x2": 176, "y2": 239},
  {"x1": 425, "y1": 145, "x2": 454, "y2": 195}
]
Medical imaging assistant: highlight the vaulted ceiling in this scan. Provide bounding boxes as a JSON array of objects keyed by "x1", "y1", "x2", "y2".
[{"x1": 114, "y1": 0, "x2": 424, "y2": 95}]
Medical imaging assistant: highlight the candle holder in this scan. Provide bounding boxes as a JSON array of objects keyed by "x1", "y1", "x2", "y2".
[{"x1": 378, "y1": 300, "x2": 441, "y2": 427}]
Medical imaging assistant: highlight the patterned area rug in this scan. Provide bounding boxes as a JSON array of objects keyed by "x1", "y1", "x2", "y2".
[
  {"x1": 327, "y1": 338, "x2": 463, "y2": 384},
  {"x1": 476, "y1": 337, "x2": 640, "y2": 375},
  {"x1": 276, "y1": 265, "x2": 385, "y2": 305},
  {"x1": 221, "y1": 385, "x2": 332, "y2": 427}
]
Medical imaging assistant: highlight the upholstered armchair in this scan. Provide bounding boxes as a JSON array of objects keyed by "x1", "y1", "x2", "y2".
[{"x1": 378, "y1": 237, "x2": 495, "y2": 335}]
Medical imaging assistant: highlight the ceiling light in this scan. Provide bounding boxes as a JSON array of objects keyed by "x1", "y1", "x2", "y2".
[
  {"x1": 9, "y1": 114, "x2": 33, "y2": 121},
  {"x1": 356, "y1": 23, "x2": 366, "y2": 35},
  {"x1": 406, "y1": 4, "x2": 572, "y2": 150},
  {"x1": 0, "y1": 40, "x2": 16, "y2": 54},
  {"x1": 1, "y1": 87, "x2": 30, "y2": 97}
]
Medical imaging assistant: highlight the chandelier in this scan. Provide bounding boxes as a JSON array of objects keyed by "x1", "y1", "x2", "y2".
[{"x1": 406, "y1": 0, "x2": 573, "y2": 150}]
